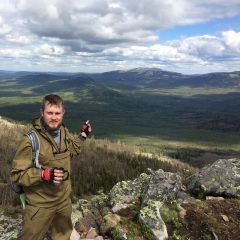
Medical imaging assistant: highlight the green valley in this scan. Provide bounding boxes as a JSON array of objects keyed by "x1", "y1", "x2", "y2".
[{"x1": 1, "y1": 68, "x2": 240, "y2": 167}]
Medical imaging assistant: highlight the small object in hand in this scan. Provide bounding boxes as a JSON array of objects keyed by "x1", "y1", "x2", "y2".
[
  {"x1": 79, "y1": 120, "x2": 92, "y2": 140},
  {"x1": 54, "y1": 167, "x2": 69, "y2": 181},
  {"x1": 81, "y1": 120, "x2": 92, "y2": 136}
]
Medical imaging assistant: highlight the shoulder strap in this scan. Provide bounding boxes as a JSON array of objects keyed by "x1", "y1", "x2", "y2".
[
  {"x1": 25, "y1": 130, "x2": 41, "y2": 170},
  {"x1": 64, "y1": 127, "x2": 70, "y2": 144}
]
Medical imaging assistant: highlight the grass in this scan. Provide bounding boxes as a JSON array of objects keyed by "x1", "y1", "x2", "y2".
[
  {"x1": 108, "y1": 127, "x2": 240, "y2": 153},
  {"x1": 160, "y1": 204, "x2": 178, "y2": 223},
  {"x1": 137, "y1": 86, "x2": 240, "y2": 97}
]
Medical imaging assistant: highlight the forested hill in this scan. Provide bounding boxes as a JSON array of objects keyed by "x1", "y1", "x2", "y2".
[
  {"x1": 87, "y1": 68, "x2": 240, "y2": 89},
  {"x1": 1, "y1": 68, "x2": 240, "y2": 89}
]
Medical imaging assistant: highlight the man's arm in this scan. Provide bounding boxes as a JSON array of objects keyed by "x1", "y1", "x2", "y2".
[
  {"x1": 65, "y1": 120, "x2": 92, "y2": 156},
  {"x1": 11, "y1": 136, "x2": 41, "y2": 186},
  {"x1": 79, "y1": 120, "x2": 92, "y2": 140},
  {"x1": 65, "y1": 127, "x2": 84, "y2": 156}
]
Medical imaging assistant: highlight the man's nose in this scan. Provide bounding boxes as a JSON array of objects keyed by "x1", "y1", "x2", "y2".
[{"x1": 52, "y1": 113, "x2": 57, "y2": 119}]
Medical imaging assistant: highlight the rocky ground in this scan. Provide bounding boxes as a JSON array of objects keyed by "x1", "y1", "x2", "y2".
[
  {"x1": 102, "y1": 197, "x2": 240, "y2": 240},
  {"x1": 1, "y1": 156, "x2": 239, "y2": 240},
  {"x1": 167, "y1": 198, "x2": 240, "y2": 240},
  {"x1": 0, "y1": 197, "x2": 239, "y2": 240}
]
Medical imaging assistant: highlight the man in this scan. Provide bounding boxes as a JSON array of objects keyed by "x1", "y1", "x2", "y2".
[{"x1": 11, "y1": 94, "x2": 91, "y2": 240}]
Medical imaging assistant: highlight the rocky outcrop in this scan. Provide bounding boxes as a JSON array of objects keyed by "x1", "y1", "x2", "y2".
[
  {"x1": 186, "y1": 158, "x2": 240, "y2": 197},
  {"x1": 108, "y1": 171, "x2": 150, "y2": 207},
  {"x1": 141, "y1": 168, "x2": 182, "y2": 205},
  {"x1": 76, "y1": 158, "x2": 239, "y2": 240},
  {"x1": 1, "y1": 158, "x2": 239, "y2": 240},
  {"x1": 75, "y1": 170, "x2": 190, "y2": 239},
  {"x1": 106, "y1": 169, "x2": 184, "y2": 240}
]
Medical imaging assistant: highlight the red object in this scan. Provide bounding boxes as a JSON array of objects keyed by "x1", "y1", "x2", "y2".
[
  {"x1": 41, "y1": 168, "x2": 54, "y2": 182},
  {"x1": 81, "y1": 124, "x2": 88, "y2": 133}
]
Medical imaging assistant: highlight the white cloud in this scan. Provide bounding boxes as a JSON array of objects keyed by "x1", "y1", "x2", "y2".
[
  {"x1": 177, "y1": 35, "x2": 225, "y2": 57},
  {"x1": 34, "y1": 43, "x2": 64, "y2": 55},
  {"x1": 0, "y1": 0, "x2": 17, "y2": 14},
  {"x1": 0, "y1": 23, "x2": 11, "y2": 36},
  {"x1": 45, "y1": 5, "x2": 59, "y2": 20},
  {"x1": 222, "y1": 30, "x2": 240, "y2": 52},
  {"x1": 7, "y1": 35, "x2": 30, "y2": 44},
  {"x1": 0, "y1": 48, "x2": 31, "y2": 57},
  {"x1": 0, "y1": 16, "x2": 12, "y2": 36}
]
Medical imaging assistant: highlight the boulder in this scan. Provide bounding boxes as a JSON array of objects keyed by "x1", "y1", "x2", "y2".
[
  {"x1": 141, "y1": 169, "x2": 182, "y2": 206},
  {"x1": 186, "y1": 158, "x2": 240, "y2": 197},
  {"x1": 107, "y1": 172, "x2": 150, "y2": 207},
  {"x1": 138, "y1": 200, "x2": 168, "y2": 240},
  {"x1": 99, "y1": 212, "x2": 121, "y2": 235},
  {"x1": 108, "y1": 168, "x2": 182, "y2": 240}
]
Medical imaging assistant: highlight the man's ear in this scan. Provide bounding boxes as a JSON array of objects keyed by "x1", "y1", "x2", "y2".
[{"x1": 40, "y1": 109, "x2": 43, "y2": 117}]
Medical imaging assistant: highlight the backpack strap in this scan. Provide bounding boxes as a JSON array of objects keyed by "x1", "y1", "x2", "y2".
[
  {"x1": 25, "y1": 130, "x2": 41, "y2": 170},
  {"x1": 11, "y1": 130, "x2": 41, "y2": 202}
]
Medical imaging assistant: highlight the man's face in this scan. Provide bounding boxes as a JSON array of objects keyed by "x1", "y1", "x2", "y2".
[{"x1": 40, "y1": 103, "x2": 65, "y2": 131}]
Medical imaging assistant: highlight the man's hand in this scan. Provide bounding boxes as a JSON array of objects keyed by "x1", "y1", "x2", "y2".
[
  {"x1": 41, "y1": 168, "x2": 64, "y2": 184},
  {"x1": 82, "y1": 120, "x2": 92, "y2": 135},
  {"x1": 81, "y1": 132, "x2": 87, "y2": 138},
  {"x1": 79, "y1": 120, "x2": 92, "y2": 140}
]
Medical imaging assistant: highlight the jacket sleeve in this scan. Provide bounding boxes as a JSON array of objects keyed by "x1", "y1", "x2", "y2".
[
  {"x1": 65, "y1": 128, "x2": 83, "y2": 156},
  {"x1": 11, "y1": 135, "x2": 41, "y2": 187}
]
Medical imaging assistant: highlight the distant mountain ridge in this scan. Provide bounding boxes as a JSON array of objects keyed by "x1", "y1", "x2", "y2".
[
  {"x1": 87, "y1": 68, "x2": 240, "y2": 90},
  {"x1": 87, "y1": 68, "x2": 190, "y2": 90},
  {"x1": 1, "y1": 68, "x2": 240, "y2": 90}
]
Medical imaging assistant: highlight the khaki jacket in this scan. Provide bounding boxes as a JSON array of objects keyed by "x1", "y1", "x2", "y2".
[{"x1": 11, "y1": 117, "x2": 83, "y2": 207}]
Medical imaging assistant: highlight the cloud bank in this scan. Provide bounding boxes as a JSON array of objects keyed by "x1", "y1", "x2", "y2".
[{"x1": 0, "y1": 0, "x2": 240, "y2": 74}]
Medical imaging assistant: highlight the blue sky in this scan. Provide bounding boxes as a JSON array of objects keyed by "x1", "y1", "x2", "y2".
[
  {"x1": 0, "y1": 0, "x2": 240, "y2": 74},
  {"x1": 160, "y1": 16, "x2": 240, "y2": 40}
]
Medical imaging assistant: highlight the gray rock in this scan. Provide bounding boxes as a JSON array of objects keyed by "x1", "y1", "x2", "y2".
[
  {"x1": 141, "y1": 169, "x2": 182, "y2": 206},
  {"x1": 186, "y1": 158, "x2": 240, "y2": 197},
  {"x1": 138, "y1": 200, "x2": 168, "y2": 240},
  {"x1": 107, "y1": 169, "x2": 182, "y2": 240},
  {"x1": 112, "y1": 203, "x2": 129, "y2": 213},
  {"x1": 176, "y1": 191, "x2": 196, "y2": 203},
  {"x1": 108, "y1": 172, "x2": 150, "y2": 207}
]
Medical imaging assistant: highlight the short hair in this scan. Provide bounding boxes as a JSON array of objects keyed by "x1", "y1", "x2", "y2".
[{"x1": 41, "y1": 94, "x2": 64, "y2": 111}]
